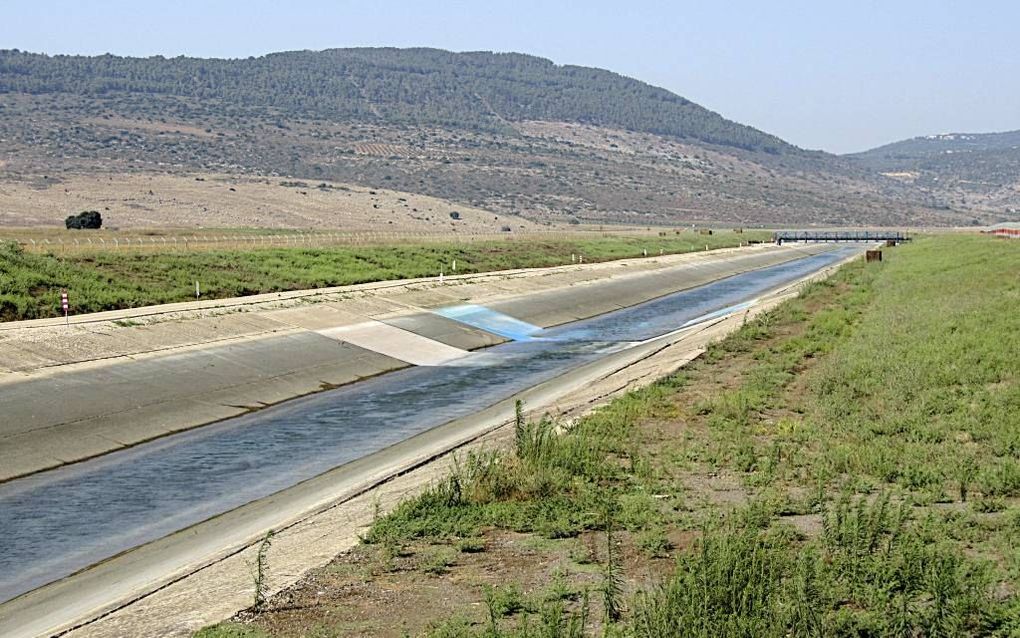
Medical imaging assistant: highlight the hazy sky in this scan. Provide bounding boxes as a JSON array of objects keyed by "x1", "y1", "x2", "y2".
[{"x1": 3, "y1": 0, "x2": 1018, "y2": 153}]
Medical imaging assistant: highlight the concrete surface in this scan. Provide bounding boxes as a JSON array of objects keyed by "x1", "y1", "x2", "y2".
[{"x1": 317, "y1": 322, "x2": 469, "y2": 366}]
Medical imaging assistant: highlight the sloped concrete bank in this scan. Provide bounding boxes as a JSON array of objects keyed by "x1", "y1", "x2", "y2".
[{"x1": 0, "y1": 244, "x2": 833, "y2": 482}]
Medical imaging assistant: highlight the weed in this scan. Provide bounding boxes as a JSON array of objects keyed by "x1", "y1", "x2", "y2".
[
  {"x1": 972, "y1": 497, "x2": 1006, "y2": 514},
  {"x1": 421, "y1": 546, "x2": 457, "y2": 575},
  {"x1": 514, "y1": 399, "x2": 526, "y2": 456},
  {"x1": 193, "y1": 624, "x2": 269, "y2": 638},
  {"x1": 568, "y1": 538, "x2": 596, "y2": 566},
  {"x1": 634, "y1": 527, "x2": 672, "y2": 558},
  {"x1": 247, "y1": 531, "x2": 273, "y2": 613},
  {"x1": 601, "y1": 519, "x2": 624, "y2": 624},
  {"x1": 373, "y1": 537, "x2": 403, "y2": 573},
  {"x1": 455, "y1": 537, "x2": 487, "y2": 553},
  {"x1": 484, "y1": 583, "x2": 528, "y2": 618},
  {"x1": 542, "y1": 569, "x2": 579, "y2": 603},
  {"x1": 425, "y1": 615, "x2": 475, "y2": 638}
]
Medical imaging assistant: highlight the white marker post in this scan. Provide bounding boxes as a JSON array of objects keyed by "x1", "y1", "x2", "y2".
[
  {"x1": 452, "y1": 259, "x2": 457, "y2": 272},
  {"x1": 61, "y1": 289, "x2": 69, "y2": 326},
  {"x1": 195, "y1": 281, "x2": 200, "y2": 299}
]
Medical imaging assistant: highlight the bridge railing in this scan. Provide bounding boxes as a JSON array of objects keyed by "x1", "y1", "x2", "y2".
[{"x1": 773, "y1": 230, "x2": 910, "y2": 243}]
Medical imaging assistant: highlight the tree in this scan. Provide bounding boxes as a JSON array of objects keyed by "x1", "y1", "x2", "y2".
[{"x1": 65, "y1": 210, "x2": 103, "y2": 229}]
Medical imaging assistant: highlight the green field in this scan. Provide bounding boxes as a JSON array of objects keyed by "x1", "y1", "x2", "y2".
[
  {"x1": 0, "y1": 232, "x2": 763, "y2": 322},
  {"x1": 202, "y1": 235, "x2": 1019, "y2": 637}
]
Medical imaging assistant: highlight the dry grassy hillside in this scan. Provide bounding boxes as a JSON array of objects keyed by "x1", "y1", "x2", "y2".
[
  {"x1": 0, "y1": 173, "x2": 543, "y2": 232},
  {"x1": 0, "y1": 108, "x2": 980, "y2": 228}
]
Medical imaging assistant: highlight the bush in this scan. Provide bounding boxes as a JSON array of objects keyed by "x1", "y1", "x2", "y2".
[
  {"x1": 483, "y1": 584, "x2": 527, "y2": 617},
  {"x1": 455, "y1": 537, "x2": 486, "y2": 553},
  {"x1": 65, "y1": 210, "x2": 102, "y2": 229}
]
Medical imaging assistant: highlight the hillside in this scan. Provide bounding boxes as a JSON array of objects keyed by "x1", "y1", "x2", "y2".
[
  {"x1": 0, "y1": 48, "x2": 792, "y2": 154},
  {"x1": 849, "y1": 131, "x2": 1020, "y2": 216},
  {"x1": 0, "y1": 48, "x2": 998, "y2": 227},
  {"x1": 853, "y1": 130, "x2": 1020, "y2": 160}
]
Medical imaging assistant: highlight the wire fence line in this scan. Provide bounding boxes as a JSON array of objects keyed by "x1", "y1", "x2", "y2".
[{"x1": 3, "y1": 228, "x2": 677, "y2": 254}]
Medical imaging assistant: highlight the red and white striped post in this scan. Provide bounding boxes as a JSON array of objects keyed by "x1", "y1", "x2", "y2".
[{"x1": 61, "y1": 289, "x2": 69, "y2": 326}]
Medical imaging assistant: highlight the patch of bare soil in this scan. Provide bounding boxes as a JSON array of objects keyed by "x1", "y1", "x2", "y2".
[{"x1": 243, "y1": 529, "x2": 682, "y2": 637}]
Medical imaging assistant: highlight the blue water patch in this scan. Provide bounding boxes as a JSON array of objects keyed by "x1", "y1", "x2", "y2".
[{"x1": 433, "y1": 304, "x2": 545, "y2": 341}]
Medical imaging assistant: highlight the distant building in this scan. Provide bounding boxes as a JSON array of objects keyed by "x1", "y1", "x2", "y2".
[{"x1": 984, "y1": 222, "x2": 1020, "y2": 239}]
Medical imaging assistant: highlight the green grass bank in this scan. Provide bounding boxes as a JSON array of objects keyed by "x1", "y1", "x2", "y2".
[{"x1": 0, "y1": 231, "x2": 764, "y2": 322}]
